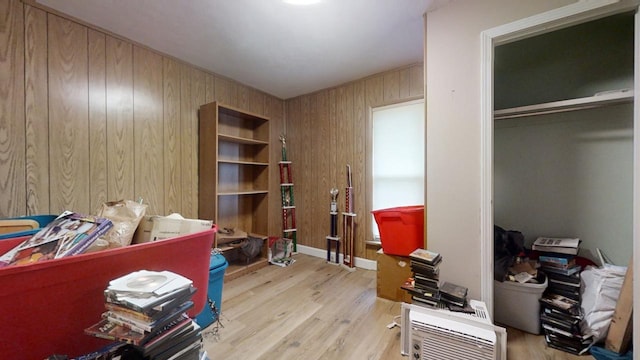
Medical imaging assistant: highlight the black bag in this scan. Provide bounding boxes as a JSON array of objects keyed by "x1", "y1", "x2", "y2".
[{"x1": 494, "y1": 225, "x2": 525, "y2": 281}]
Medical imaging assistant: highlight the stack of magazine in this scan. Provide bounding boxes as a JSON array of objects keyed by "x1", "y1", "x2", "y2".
[
  {"x1": 0, "y1": 211, "x2": 113, "y2": 267},
  {"x1": 402, "y1": 248, "x2": 442, "y2": 307},
  {"x1": 84, "y1": 270, "x2": 203, "y2": 360}
]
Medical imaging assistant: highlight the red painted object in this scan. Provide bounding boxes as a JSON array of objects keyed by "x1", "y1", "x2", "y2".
[
  {"x1": 0, "y1": 229, "x2": 214, "y2": 359},
  {"x1": 372, "y1": 205, "x2": 425, "y2": 256}
]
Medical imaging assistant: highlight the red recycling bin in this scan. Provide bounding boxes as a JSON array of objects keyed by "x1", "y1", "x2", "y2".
[{"x1": 372, "y1": 205, "x2": 425, "y2": 256}]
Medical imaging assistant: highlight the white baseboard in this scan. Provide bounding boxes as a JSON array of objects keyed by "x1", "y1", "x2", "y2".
[{"x1": 296, "y1": 244, "x2": 377, "y2": 271}]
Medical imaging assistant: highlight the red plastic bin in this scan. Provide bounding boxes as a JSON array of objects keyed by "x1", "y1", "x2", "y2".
[
  {"x1": 372, "y1": 205, "x2": 425, "y2": 256},
  {"x1": 0, "y1": 229, "x2": 215, "y2": 359}
]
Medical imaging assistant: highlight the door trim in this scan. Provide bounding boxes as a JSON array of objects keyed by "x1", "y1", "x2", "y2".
[{"x1": 479, "y1": 2, "x2": 639, "y2": 340}]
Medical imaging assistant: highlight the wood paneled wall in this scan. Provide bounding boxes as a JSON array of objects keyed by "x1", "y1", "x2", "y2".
[
  {"x1": 0, "y1": 1, "x2": 285, "y2": 238},
  {"x1": 286, "y1": 64, "x2": 424, "y2": 260},
  {"x1": 1, "y1": 0, "x2": 421, "y2": 260}
]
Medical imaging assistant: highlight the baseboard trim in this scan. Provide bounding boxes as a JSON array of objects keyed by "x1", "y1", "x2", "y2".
[{"x1": 296, "y1": 245, "x2": 377, "y2": 271}]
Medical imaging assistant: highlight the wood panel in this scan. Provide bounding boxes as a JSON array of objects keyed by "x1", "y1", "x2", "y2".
[
  {"x1": 163, "y1": 57, "x2": 182, "y2": 214},
  {"x1": 179, "y1": 63, "x2": 192, "y2": 218},
  {"x1": 0, "y1": 0, "x2": 25, "y2": 216},
  {"x1": 205, "y1": 72, "x2": 215, "y2": 104},
  {"x1": 239, "y1": 86, "x2": 266, "y2": 117},
  {"x1": 314, "y1": 91, "x2": 331, "y2": 248},
  {"x1": 88, "y1": 29, "x2": 108, "y2": 213},
  {"x1": 383, "y1": 70, "x2": 401, "y2": 103},
  {"x1": 133, "y1": 46, "x2": 164, "y2": 214},
  {"x1": 285, "y1": 98, "x2": 301, "y2": 241},
  {"x1": 366, "y1": 74, "x2": 385, "y2": 107},
  {"x1": 2, "y1": 1, "x2": 420, "y2": 264},
  {"x1": 327, "y1": 89, "x2": 338, "y2": 212},
  {"x1": 287, "y1": 64, "x2": 424, "y2": 260},
  {"x1": 409, "y1": 64, "x2": 424, "y2": 97},
  {"x1": 307, "y1": 93, "x2": 320, "y2": 247},
  {"x1": 266, "y1": 96, "x2": 285, "y2": 236},
  {"x1": 353, "y1": 80, "x2": 366, "y2": 257},
  {"x1": 48, "y1": 14, "x2": 89, "y2": 213},
  {"x1": 364, "y1": 75, "x2": 384, "y2": 259},
  {"x1": 2, "y1": 0, "x2": 287, "y2": 225},
  {"x1": 215, "y1": 76, "x2": 239, "y2": 108},
  {"x1": 24, "y1": 4, "x2": 48, "y2": 214},
  {"x1": 185, "y1": 68, "x2": 206, "y2": 218},
  {"x1": 336, "y1": 84, "x2": 353, "y2": 254},
  {"x1": 106, "y1": 35, "x2": 134, "y2": 202},
  {"x1": 299, "y1": 96, "x2": 312, "y2": 246}
]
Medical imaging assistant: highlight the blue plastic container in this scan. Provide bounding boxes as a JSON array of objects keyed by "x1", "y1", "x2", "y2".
[
  {"x1": 0, "y1": 215, "x2": 58, "y2": 240},
  {"x1": 195, "y1": 253, "x2": 228, "y2": 328}
]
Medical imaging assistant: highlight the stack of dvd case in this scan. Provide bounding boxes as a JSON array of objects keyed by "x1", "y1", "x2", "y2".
[
  {"x1": 401, "y1": 248, "x2": 442, "y2": 307},
  {"x1": 539, "y1": 254, "x2": 582, "y2": 301},
  {"x1": 84, "y1": 270, "x2": 203, "y2": 360},
  {"x1": 539, "y1": 292, "x2": 592, "y2": 355},
  {"x1": 537, "y1": 248, "x2": 592, "y2": 355},
  {"x1": 439, "y1": 281, "x2": 469, "y2": 308}
]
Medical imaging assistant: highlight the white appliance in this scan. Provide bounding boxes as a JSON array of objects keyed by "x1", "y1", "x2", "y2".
[{"x1": 400, "y1": 300, "x2": 507, "y2": 360}]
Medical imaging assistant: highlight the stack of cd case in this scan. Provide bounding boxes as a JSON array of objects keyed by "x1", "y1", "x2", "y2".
[
  {"x1": 83, "y1": 270, "x2": 203, "y2": 360},
  {"x1": 402, "y1": 249, "x2": 443, "y2": 307}
]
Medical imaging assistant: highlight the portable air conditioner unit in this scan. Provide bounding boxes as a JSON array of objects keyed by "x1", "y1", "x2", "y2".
[{"x1": 400, "y1": 300, "x2": 507, "y2": 360}]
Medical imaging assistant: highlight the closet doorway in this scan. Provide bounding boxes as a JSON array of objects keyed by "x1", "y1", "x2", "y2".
[{"x1": 479, "y1": 1, "x2": 639, "y2": 343}]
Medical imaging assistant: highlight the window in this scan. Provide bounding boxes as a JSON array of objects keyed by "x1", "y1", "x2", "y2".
[{"x1": 371, "y1": 99, "x2": 425, "y2": 239}]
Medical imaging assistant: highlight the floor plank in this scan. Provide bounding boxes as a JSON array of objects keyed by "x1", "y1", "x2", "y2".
[{"x1": 202, "y1": 253, "x2": 595, "y2": 359}]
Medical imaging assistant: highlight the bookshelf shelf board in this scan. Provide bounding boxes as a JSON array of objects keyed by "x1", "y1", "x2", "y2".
[
  {"x1": 218, "y1": 133, "x2": 269, "y2": 145},
  {"x1": 218, "y1": 190, "x2": 269, "y2": 196},
  {"x1": 218, "y1": 159, "x2": 269, "y2": 166}
]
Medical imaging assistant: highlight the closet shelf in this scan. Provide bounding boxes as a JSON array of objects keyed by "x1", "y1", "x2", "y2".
[{"x1": 494, "y1": 90, "x2": 633, "y2": 120}]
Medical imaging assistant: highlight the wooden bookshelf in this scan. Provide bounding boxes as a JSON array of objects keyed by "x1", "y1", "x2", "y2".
[{"x1": 199, "y1": 102, "x2": 270, "y2": 279}]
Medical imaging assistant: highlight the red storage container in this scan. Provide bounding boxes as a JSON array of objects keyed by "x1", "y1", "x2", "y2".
[
  {"x1": 372, "y1": 205, "x2": 424, "y2": 256},
  {"x1": 0, "y1": 229, "x2": 215, "y2": 359}
]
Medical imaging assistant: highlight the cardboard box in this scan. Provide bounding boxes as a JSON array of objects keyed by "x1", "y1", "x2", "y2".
[
  {"x1": 376, "y1": 249, "x2": 413, "y2": 303},
  {"x1": 133, "y1": 213, "x2": 213, "y2": 243}
]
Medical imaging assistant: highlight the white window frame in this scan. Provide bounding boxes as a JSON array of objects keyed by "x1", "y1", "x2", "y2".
[{"x1": 370, "y1": 99, "x2": 425, "y2": 240}]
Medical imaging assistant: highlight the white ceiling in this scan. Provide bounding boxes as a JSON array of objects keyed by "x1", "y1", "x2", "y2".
[{"x1": 37, "y1": 0, "x2": 445, "y2": 99}]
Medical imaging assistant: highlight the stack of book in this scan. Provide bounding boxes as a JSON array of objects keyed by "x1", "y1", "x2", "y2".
[
  {"x1": 84, "y1": 270, "x2": 203, "y2": 360},
  {"x1": 402, "y1": 248, "x2": 442, "y2": 307},
  {"x1": 533, "y1": 236, "x2": 591, "y2": 355},
  {"x1": 539, "y1": 293, "x2": 592, "y2": 355}
]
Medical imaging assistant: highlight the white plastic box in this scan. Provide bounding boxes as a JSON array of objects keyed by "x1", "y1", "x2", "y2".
[{"x1": 493, "y1": 276, "x2": 548, "y2": 334}]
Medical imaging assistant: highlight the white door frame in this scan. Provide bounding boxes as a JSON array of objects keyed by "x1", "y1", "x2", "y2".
[{"x1": 479, "y1": 0, "x2": 639, "y2": 347}]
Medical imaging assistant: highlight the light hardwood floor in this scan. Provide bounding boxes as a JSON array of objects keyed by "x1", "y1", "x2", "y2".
[{"x1": 202, "y1": 253, "x2": 594, "y2": 360}]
